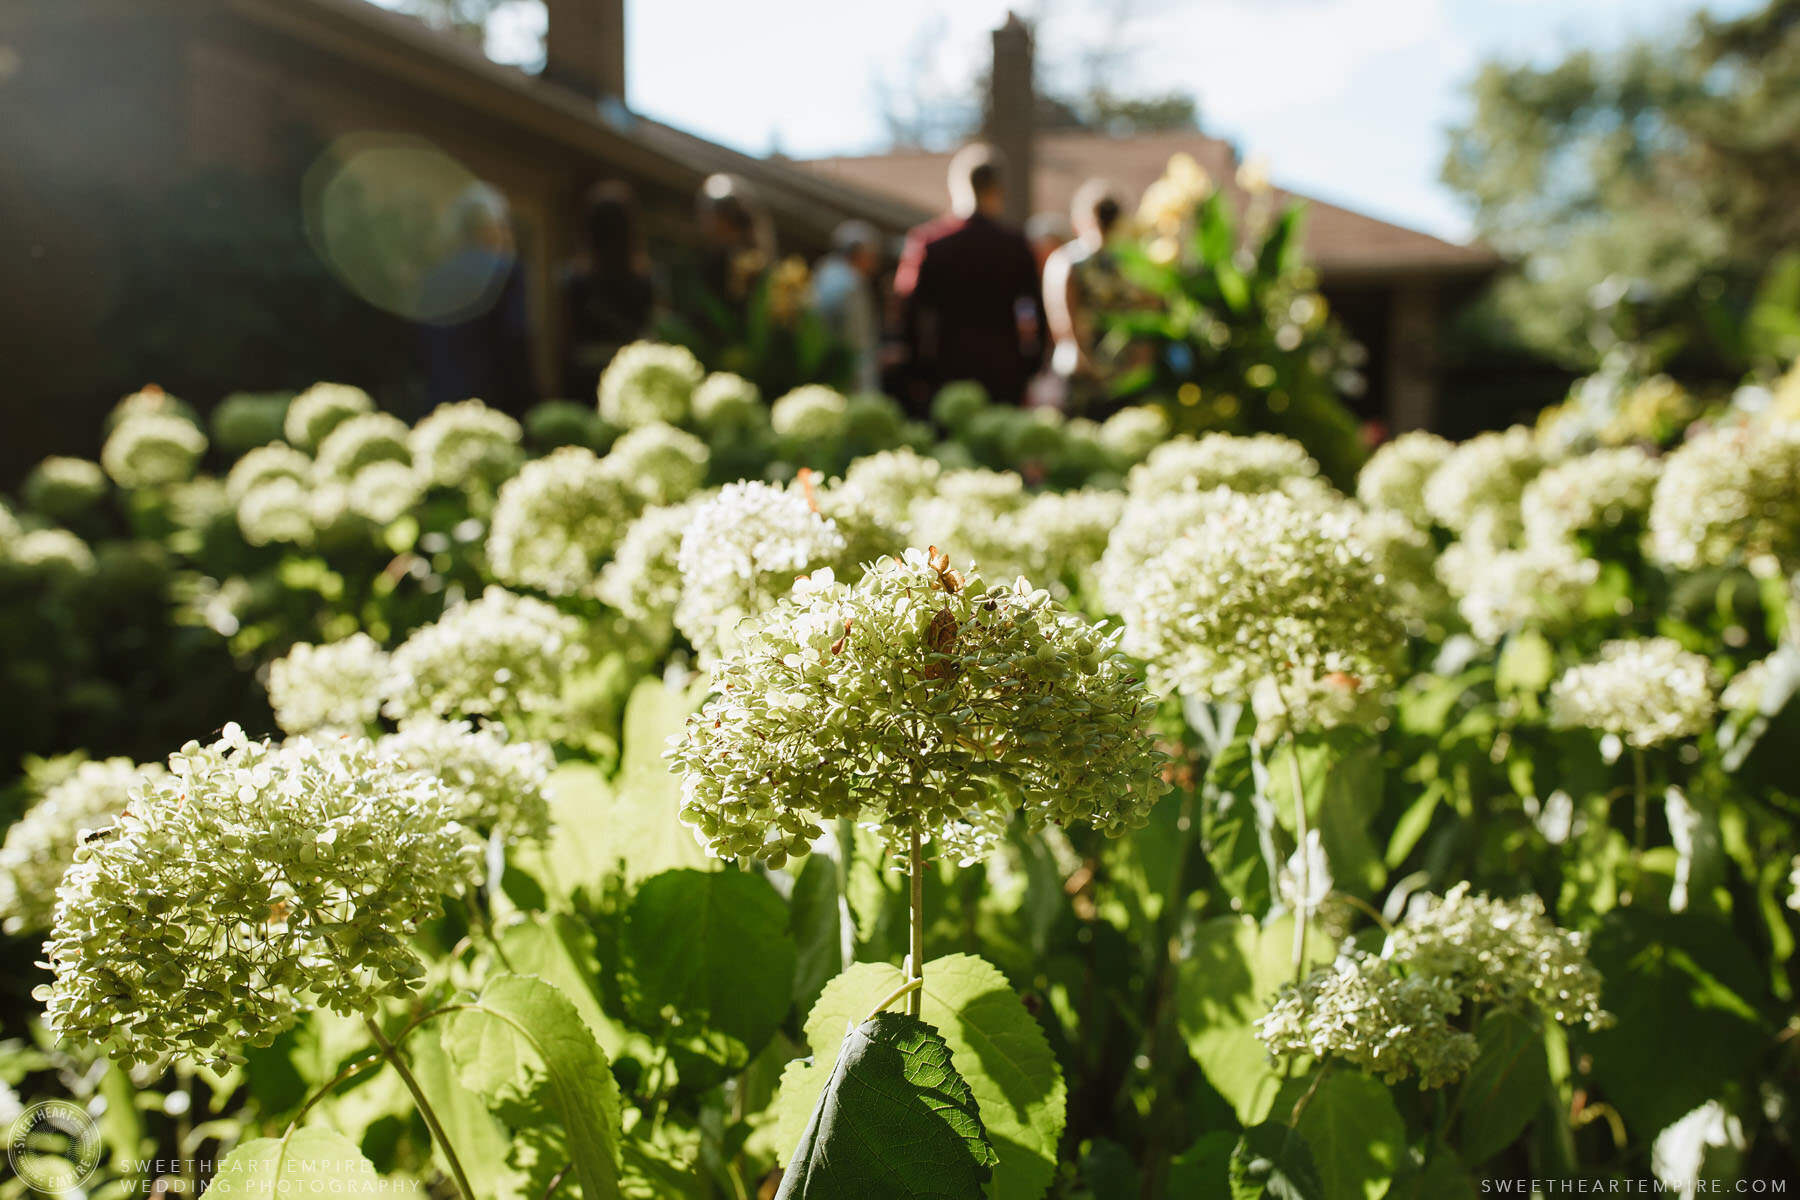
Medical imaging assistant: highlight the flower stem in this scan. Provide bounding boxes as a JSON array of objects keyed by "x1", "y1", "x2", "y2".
[
  {"x1": 1631, "y1": 745, "x2": 1649, "y2": 855},
  {"x1": 364, "y1": 1016, "x2": 476, "y2": 1200},
  {"x1": 908, "y1": 829, "x2": 925, "y2": 1018}
]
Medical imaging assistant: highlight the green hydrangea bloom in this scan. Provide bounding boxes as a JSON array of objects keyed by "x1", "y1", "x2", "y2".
[
  {"x1": 38, "y1": 727, "x2": 480, "y2": 1067},
  {"x1": 101, "y1": 413, "x2": 207, "y2": 489},
  {"x1": 409, "y1": 399, "x2": 524, "y2": 491},
  {"x1": 667, "y1": 548, "x2": 1168, "y2": 867},
  {"x1": 1548, "y1": 637, "x2": 1717, "y2": 749},
  {"x1": 24, "y1": 458, "x2": 109, "y2": 522},
  {"x1": 1356, "y1": 430, "x2": 1453, "y2": 526},
  {"x1": 598, "y1": 341, "x2": 704, "y2": 427},
  {"x1": 378, "y1": 718, "x2": 553, "y2": 846},
  {"x1": 384, "y1": 587, "x2": 587, "y2": 727},
  {"x1": 284, "y1": 382, "x2": 374, "y2": 451},
  {"x1": 487, "y1": 446, "x2": 639, "y2": 596},
  {"x1": 0, "y1": 758, "x2": 165, "y2": 936},
  {"x1": 1648, "y1": 416, "x2": 1800, "y2": 579},
  {"x1": 608, "y1": 421, "x2": 709, "y2": 506},
  {"x1": 266, "y1": 634, "x2": 391, "y2": 736}
]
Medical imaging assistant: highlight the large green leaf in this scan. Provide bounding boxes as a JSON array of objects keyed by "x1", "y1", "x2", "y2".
[
  {"x1": 406, "y1": 1025, "x2": 513, "y2": 1199},
  {"x1": 206, "y1": 1128, "x2": 411, "y2": 1196},
  {"x1": 444, "y1": 974, "x2": 624, "y2": 1199},
  {"x1": 1455, "y1": 1011, "x2": 1549, "y2": 1164},
  {"x1": 1168, "y1": 1130, "x2": 1236, "y2": 1200},
  {"x1": 1177, "y1": 915, "x2": 1333, "y2": 1124},
  {"x1": 622, "y1": 867, "x2": 797, "y2": 1070},
  {"x1": 775, "y1": 1012, "x2": 996, "y2": 1200},
  {"x1": 1383, "y1": 1144, "x2": 1478, "y2": 1200},
  {"x1": 777, "y1": 954, "x2": 1066, "y2": 1200},
  {"x1": 1229, "y1": 1122, "x2": 1323, "y2": 1200},
  {"x1": 790, "y1": 851, "x2": 849, "y2": 1016},
  {"x1": 495, "y1": 911, "x2": 650, "y2": 1068},
  {"x1": 1265, "y1": 732, "x2": 1385, "y2": 897},
  {"x1": 1273, "y1": 1070, "x2": 1404, "y2": 1200}
]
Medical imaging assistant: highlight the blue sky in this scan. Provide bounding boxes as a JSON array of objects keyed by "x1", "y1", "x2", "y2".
[{"x1": 477, "y1": 0, "x2": 1762, "y2": 242}]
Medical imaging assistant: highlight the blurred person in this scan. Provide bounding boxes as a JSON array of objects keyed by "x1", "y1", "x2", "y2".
[
  {"x1": 1025, "y1": 211, "x2": 1072, "y2": 276},
  {"x1": 667, "y1": 173, "x2": 772, "y2": 348},
  {"x1": 559, "y1": 181, "x2": 655, "y2": 399},
  {"x1": 810, "y1": 220, "x2": 883, "y2": 394},
  {"x1": 894, "y1": 143, "x2": 1046, "y2": 412},
  {"x1": 1043, "y1": 178, "x2": 1142, "y2": 415},
  {"x1": 417, "y1": 182, "x2": 535, "y2": 416}
]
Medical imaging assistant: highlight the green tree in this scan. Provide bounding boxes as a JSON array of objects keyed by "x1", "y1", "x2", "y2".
[{"x1": 1443, "y1": 0, "x2": 1800, "y2": 377}]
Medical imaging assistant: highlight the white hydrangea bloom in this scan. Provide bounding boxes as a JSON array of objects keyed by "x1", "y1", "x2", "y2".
[
  {"x1": 1720, "y1": 647, "x2": 1800, "y2": 716},
  {"x1": 225, "y1": 443, "x2": 312, "y2": 506},
  {"x1": 1095, "y1": 489, "x2": 1242, "y2": 617},
  {"x1": 101, "y1": 413, "x2": 207, "y2": 489},
  {"x1": 487, "y1": 446, "x2": 638, "y2": 596},
  {"x1": 1522, "y1": 446, "x2": 1659, "y2": 545},
  {"x1": 3, "y1": 529, "x2": 96, "y2": 579},
  {"x1": 1357, "y1": 430, "x2": 1453, "y2": 525},
  {"x1": 1117, "y1": 487, "x2": 1407, "y2": 713},
  {"x1": 1001, "y1": 488, "x2": 1126, "y2": 592},
  {"x1": 598, "y1": 340, "x2": 703, "y2": 427},
  {"x1": 345, "y1": 460, "x2": 425, "y2": 525},
  {"x1": 1097, "y1": 405, "x2": 1170, "y2": 466},
  {"x1": 595, "y1": 496, "x2": 708, "y2": 636},
  {"x1": 607, "y1": 421, "x2": 709, "y2": 506},
  {"x1": 378, "y1": 719, "x2": 553, "y2": 845},
  {"x1": 25, "y1": 457, "x2": 109, "y2": 520},
  {"x1": 1125, "y1": 432, "x2": 1320, "y2": 498},
  {"x1": 0, "y1": 758, "x2": 166, "y2": 935},
  {"x1": 313, "y1": 412, "x2": 411, "y2": 480},
  {"x1": 384, "y1": 586, "x2": 587, "y2": 725},
  {"x1": 1437, "y1": 536, "x2": 1598, "y2": 643},
  {"x1": 771, "y1": 385, "x2": 851, "y2": 444},
  {"x1": 408, "y1": 399, "x2": 523, "y2": 490},
  {"x1": 908, "y1": 469, "x2": 1028, "y2": 576},
  {"x1": 691, "y1": 372, "x2": 764, "y2": 435},
  {"x1": 266, "y1": 633, "x2": 391, "y2": 735},
  {"x1": 1648, "y1": 418, "x2": 1800, "y2": 579},
  {"x1": 1549, "y1": 637, "x2": 1717, "y2": 748},
  {"x1": 1357, "y1": 506, "x2": 1447, "y2": 628},
  {"x1": 285, "y1": 382, "x2": 374, "y2": 451},
  {"x1": 1423, "y1": 425, "x2": 1543, "y2": 536},
  {"x1": 838, "y1": 447, "x2": 943, "y2": 515},
  {"x1": 674, "y1": 481, "x2": 848, "y2": 656},
  {"x1": 236, "y1": 477, "x2": 315, "y2": 547}
]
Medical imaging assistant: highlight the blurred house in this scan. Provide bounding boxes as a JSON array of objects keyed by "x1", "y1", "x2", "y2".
[
  {"x1": 0, "y1": 0, "x2": 918, "y2": 478},
  {"x1": 801, "y1": 129, "x2": 1500, "y2": 434}
]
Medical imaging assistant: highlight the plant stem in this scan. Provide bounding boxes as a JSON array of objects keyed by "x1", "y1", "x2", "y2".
[
  {"x1": 908, "y1": 829, "x2": 925, "y2": 1018},
  {"x1": 364, "y1": 1016, "x2": 476, "y2": 1200},
  {"x1": 1631, "y1": 745, "x2": 1649, "y2": 855},
  {"x1": 1288, "y1": 1060, "x2": 1334, "y2": 1126},
  {"x1": 1286, "y1": 732, "x2": 1311, "y2": 984}
]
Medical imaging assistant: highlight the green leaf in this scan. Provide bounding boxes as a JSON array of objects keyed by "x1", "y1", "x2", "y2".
[
  {"x1": 790, "y1": 852, "x2": 849, "y2": 1017},
  {"x1": 206, "y1": 1128, "x2": 412, "y2": 1196},
  {"x1": 622, "y1": 868, "x2": 797, "y2": 1070},
  {"x1": 1495, "y1": 629, "x2": 1555, "y2": 699},
  {"x1": 497, "y1": 912, "x2": 645, "y2": 1066},
  {"x1": 1456, "y1": 1011, "x2": 1550, "y2": 1163},
  {"x1": 1168, "y1": 1130, "x2": 1237, "y2": 1200},
  {"x1": 1274, "y1": 1070, "x2": 1404, "y2": 1200},
  {"x1": 1266, "y1": 732, "x2": 1386, "y2": 896},
  {"x1": 445, "y1": 974, "x2": 625, "y2": 1199},
  {"x1": 775, "y1": 1012, "x2": 996, "y2": 1200},
  {"x1": 1178, "y1": 916, "x2": 1333, "y2": 1124},
  {"x1": 1384, "y1": 1144, "x2": 1478, "y2": 1200},
  {"x1": 777, "y1": 954, "x2": 1067, "y2": 1200},
  {"x1": 405, "y1": 1024, "x2": 513, "y2": 1199},
  {"x1": 1229, "y1": 1122, "x2": 1324, "y2": 1200}
]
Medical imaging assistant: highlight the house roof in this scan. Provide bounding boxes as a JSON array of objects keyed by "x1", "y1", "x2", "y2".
[
  {"x1": 798, "y1": 129, "x2": 1501, "y2": 283},
  {"x1": 214, "y1": 0, "x2": 929, "y2": 244}
]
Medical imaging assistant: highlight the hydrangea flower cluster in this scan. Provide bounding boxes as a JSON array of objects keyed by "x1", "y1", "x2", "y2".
[
  {"x1": 690, "y1": 372, "x2": 763, "y2": 435},
  {"x1": 378, "y1": 719, "x2": 553, "y2": 845},
  {"x1": 1005, "y1": 489, "x2": 1128, "y2": 592},
  {"x1": 284, "y1": 383, "x2": 373, "y2": 451},
  {"x1": 384, "y1": 587, "x2": 587, "y2": 726},
  {"x1": 1357, "y1": 431, "x2": 1453, "y2": 526},
  {"x1": 673, "y1": 481, "x2": 852, "y2": 656},
  {"x1": 266, "y1": 634, "x2": 391, "y2": 736},
  {"x1": 38, "y1": 727, "x2": 479, "y2": 1067},
  {"x1": 606, "y1": 421, "x2": 709, "y2": 506},
  {"x1": 2, "y1": 529, "x2": 96, "y2": 582},
  {"x1": 312, "y1": 412, "x2": 410, "y2": 480},
  {"x1": 1259, "y1": 885, "x2": 1606, "y2": 1087},
  {"x1": 598, "y1": 341, "x2": 704, "y2": 428},
  {"x1": 1437, "y1": 536, "x2": 1598, "y2": 643},
  {"x1": 838, "y1": 447, "x2": 943, "y2": 515},
  {"x1": 235, "y1": 477, "x2": 315, "y2": 547},
  {"x1": 1125, "y1": 432, "x2": 1320, "y2": 498},
  {"x1": 1355, "y1": 507, "x2": 1447, "y2": 629},
  {"x1": 24, "y1": 457, "x2": 109, "y2": 521},
  {"x1": 225, "y1": 443, "x2": 312, "y2": 506},
  {"x1": 1548, "y1": 637, "x2": 1717, "y2": 749},
  {"x1": 1255, "y1": 951, "x2": 1479, "y2": 1088},
  {"x1": 1114, "y1": 488, "x2": 1407, "y2": 714},
  {"x1": 1521, "y1": 446, "x2": 1658, "y2": 546},
  {"x1": 907, "y1": 469, "x2": 1028, "y2": 576},
  {"x1": 344, "y1": 460, "x2": 425, "y2": 525},
  {"x1": 1093, "y1": 489, "x2": 1240, "y2": 617},
  {"x1": 771, "y1": 385, "x2": 851, "y2": 445},
  {"x1": 1422, "y1": 425, "x2": 1543, "y2": 536},
  {"x1": 1096, "y1": 405, "x2": 1171, "y2": 466},
  {"x1": 666, "y1": 549, "x2": 1168, "y2": 866},
  {"x1": 1719, "y1": 648, "x2": 1800, "y2": 715},
  {"x1": 1387, "y1": 885, "x2": 1609, "y2": 1030},
  {"x1": 101, "y1": 412, "x2": 208, "y2": 489},
  {"x1": 1648, "y1": 418, "x2": 1800, "y2": 579},
  {"x1": 596, "y1": 496, "x2": 707, "y2": 638},
  {"x1": 486, "y1": 446, "x2": 639, "y2": 596},
  {"x1": 0, "y1": 758, "x2": 165, "y2": 935},
  {"x1": 408, "y1": 399, "x2": 524, "y2": 492}
]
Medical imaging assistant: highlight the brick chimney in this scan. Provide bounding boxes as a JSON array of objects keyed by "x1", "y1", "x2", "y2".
[
  {"x1": 983, "y1": 13, "x2": 1035, "y2": 226},
  {"x1": 544, "y1": 0, "x2": 625, "y2": 103}
]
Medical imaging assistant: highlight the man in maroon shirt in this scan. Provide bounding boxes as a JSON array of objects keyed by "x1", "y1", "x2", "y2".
[{"x1": 893, "y1": 143, "x2": 1048, "y2": 414}]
